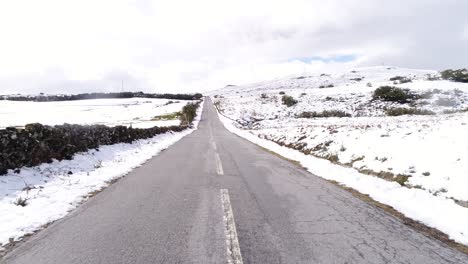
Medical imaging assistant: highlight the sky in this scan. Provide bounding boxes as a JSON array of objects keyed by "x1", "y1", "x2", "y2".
[{"x1": 0, "y1": 0, "x2": 467, "y2": 94}]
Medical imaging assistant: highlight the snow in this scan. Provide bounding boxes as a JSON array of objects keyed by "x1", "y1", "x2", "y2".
[
  {"x1": 0, "y1": 98, "x2": 192, "y2": 129},
  {"x1": 212, "y1": 66, "x2": 468, "y2": 246},
  {"x1": 250, "y1": 114, "x2": 468, "y2": 202},
  {"x1": 217, "y1": 111, "x2": 468, "y2": 246},
  {"x1": 0, "y1": 100, "x2": 204, "y2": 250}
]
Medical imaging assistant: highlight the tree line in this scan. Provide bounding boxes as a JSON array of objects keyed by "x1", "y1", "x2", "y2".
[{"x1": 0, "y1": 92, "x2": 203, "y2": 102}]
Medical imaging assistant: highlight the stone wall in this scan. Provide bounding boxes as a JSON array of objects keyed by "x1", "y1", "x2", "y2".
[{"x1": 0, "y1": 123, "x2": 187, "y2": 175}]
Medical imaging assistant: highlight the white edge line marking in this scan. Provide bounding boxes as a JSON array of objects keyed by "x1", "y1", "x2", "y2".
[
  {"x1": 215, "y1": 152, "x2": 224, "y2": 175},
  {"x1": 220, "y1": 189, "x2": 243, "y2": 264}
]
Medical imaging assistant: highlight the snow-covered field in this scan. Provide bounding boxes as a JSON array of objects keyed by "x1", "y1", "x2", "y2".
[
  {"x1": 0, "y1": 101, "x2": 204, "y2": 251},
  {"x1": 212, "y1": 66, "x2": 468, "y2": 245},
  {"x1": 0, "y1": 98, "x2": 192, "y2": 129}
]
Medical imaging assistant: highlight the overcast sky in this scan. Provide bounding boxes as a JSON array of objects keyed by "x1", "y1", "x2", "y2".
[{"x1": 0, "y1": 0, "x2": 467, "y2": 94}]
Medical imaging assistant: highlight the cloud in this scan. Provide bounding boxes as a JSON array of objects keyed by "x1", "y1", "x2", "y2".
[
  {"x1": 0, "y1": 0, "x2": 467, "y2": 94},
  {"x1": 463, "y1": 25, "x2": 468, "y2": 40}
]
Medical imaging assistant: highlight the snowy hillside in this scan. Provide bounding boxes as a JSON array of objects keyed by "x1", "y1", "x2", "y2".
[{"x1": 212, "y1": 66, "x2": 468, "y2": 244}]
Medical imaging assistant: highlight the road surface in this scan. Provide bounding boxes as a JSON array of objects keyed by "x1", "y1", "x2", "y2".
[{"x1": 2, "y1": 98, "x2": 467, "y2": 264}]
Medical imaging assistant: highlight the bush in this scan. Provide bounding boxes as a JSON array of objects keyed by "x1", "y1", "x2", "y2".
[
  {"x1": 373, "y1": 86, "x2": 413, "y2": 102},
  {"x1": 281, "y1": 95, "x2": 298, "y2": 107},
  {"x1": 389, "y1": 76, "x2": 412, "y2": 84},
  {"x1": 1, "y1": 123, "x2": 188, "y2": 175},
  {"x1": 440, "y1": 69, "x2": 468, "y2": 83},
  {"x1": 426, "y1": 74, "x2": 440, "y2": 81},
  {"x1": 298, "y1": 110, "x2": 351, "y2": 118},
  {"x1": 152, "y1": 112, "x2": 181, "y2": 121},
  {"x1": 180, "y1": 103, "x2": 198, "y2": 125},
  {"x1": 14, "y1": 197, "x2": 28, "y2": 207},
  {"x1": 260, "y1": 93, "x2": 268, "y2": 99},
  {"x1": 386, "y1": 108, "x2": 435, "y2": 116},
  {"x1": 279, "y1": 91, "x2": 285, "y2": 95}
]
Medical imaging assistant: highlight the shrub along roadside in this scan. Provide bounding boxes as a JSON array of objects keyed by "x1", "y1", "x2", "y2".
[
  {"x1": 180, "y1": 102, "x2": 200, "y2": 125},
  {"x1": 0, "y1": 101, "x2": 201, "y2": 175}
]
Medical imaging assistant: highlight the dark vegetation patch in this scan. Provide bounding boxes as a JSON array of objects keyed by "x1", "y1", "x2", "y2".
[
  {"x1": 426, "y1": 74, "x2": 440, "y2": 81},
  {"x1": 179, "y1": 103, "x2": 199, "y2": 125},
  {"x1": 372, "y1": 86, "x2": 416, "y2": 103},
  {"x1": 440, "y1": 69, "x2": 468, "y2": 83},
  {"x1": 0, "y1": 92, "x2": 203, "y2": 102},
  {"x1": 386, "y1": 108, "x2": 435, "y2": 116},
  {"x1": 443, "y1": 108, "x2": 468, "y2": 114},
  {"x1": 151, "y1": 112, "x2": 181, "y2": 121},
  {"x1": 14, "y1": 197, "x2": 28, "y2": 207},
  {"x1": 298, "y1": 110, "x2": 351, "y2": 118},
  {"x1": 319, "y1": 84, "x2": 335, "y2": 88},
  {"x1": 0, "y1": 124, "x2": 185, "y2": 175},
  {"x1": 359, "y1": 169, "x2": 411, "y2": 186},
  {"x1": 281, "y1": 95, "x2": 298, "y2": 107},
  {"x1": 389, "y1": 76, "x2": 412, "y2": 84}
]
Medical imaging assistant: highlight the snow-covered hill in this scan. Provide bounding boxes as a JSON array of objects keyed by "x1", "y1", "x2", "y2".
[
  {"x1": 0, "y1": 98, "x2": 192, "y2": 129},
  {"x1": 212, "y1": 66, "x2": 468, "y2": 245}
]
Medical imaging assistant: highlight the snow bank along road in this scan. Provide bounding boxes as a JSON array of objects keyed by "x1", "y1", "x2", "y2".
[{"x1": 2, "y1": 98, "x2": 467, "y2": 264}]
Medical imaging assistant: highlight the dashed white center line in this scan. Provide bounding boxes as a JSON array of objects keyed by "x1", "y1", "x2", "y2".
[
  {"x1": 209, "y1": 122, "x2": 218, "y2": 150},
  {"x1": 215, "y1": 152, "x2": 224, "y2": 175},
  {"x1": 220, "y1": 189, "x2": 243, "y2": 264},
  {"x1": 209, "y1": 122, "x2": 223, "y2": 175},
  {"x1": 208, "y1": 122, "x2": 215, "y2": 140}
]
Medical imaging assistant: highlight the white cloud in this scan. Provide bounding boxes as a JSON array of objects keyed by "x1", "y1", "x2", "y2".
[
  {"x1": 0, "y1": 0, "x2": 467, "y2": 94},
  {"x1": 463, "y1": 25, "x2": 468, "y2": 40}
]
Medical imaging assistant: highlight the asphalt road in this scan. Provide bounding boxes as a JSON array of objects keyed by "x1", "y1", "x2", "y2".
[{"x1": 2, "y1": 98, "x2": 468, "y2": 264}]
